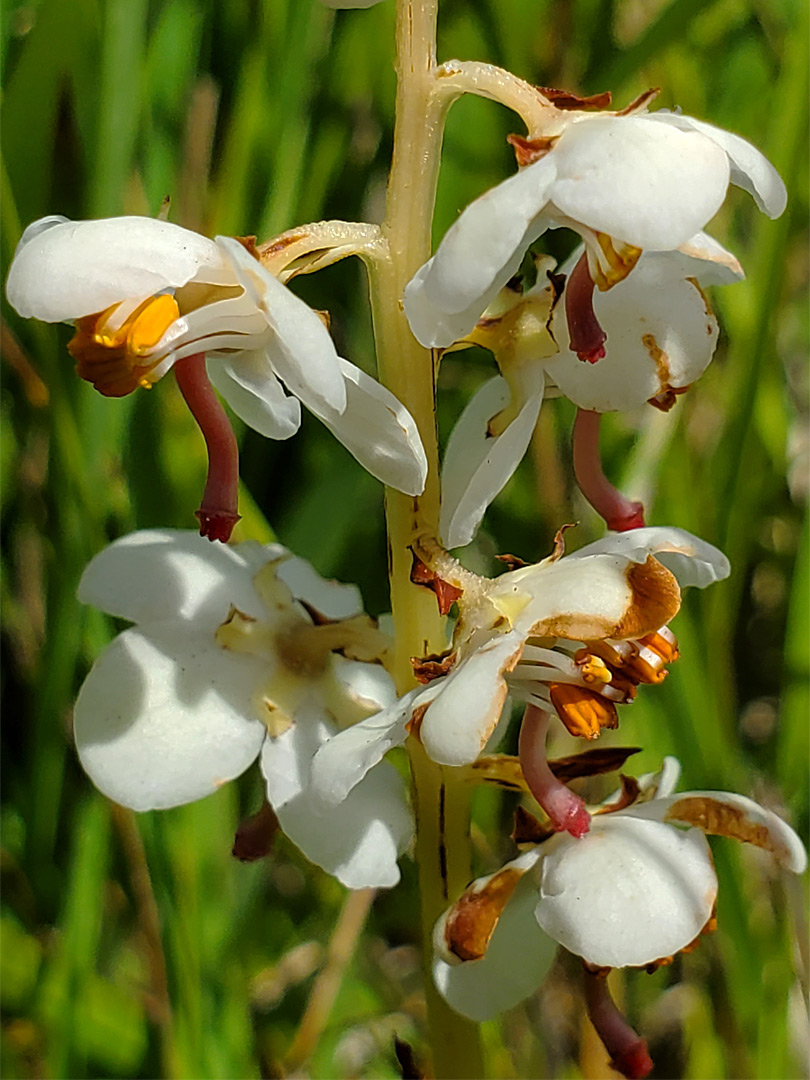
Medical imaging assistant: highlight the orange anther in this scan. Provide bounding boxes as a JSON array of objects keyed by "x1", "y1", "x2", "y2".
[{"x1": 548, "y1": 682, "x2": 618, "y2": 740}]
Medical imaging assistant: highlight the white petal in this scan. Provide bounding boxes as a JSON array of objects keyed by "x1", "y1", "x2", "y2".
[
  {"x1": 261, "y1": 706, "x2": 412, "y2": 889},
  {"x1": 420, "y1": 631, "x2": 524, "y2": 767},
  {"x1": 275, "y1": 555, "x2": 364, "y2": 619},
  {"x1": 433, "y1": 873, "x2": 556, "y2": 1021},
  {"x1": 535, "y1": 816, "x2": 717, "y2": 968},
  {"x1": 550, "y1": 114, "x2": 730, "y2": 250},
  {"x1": 207, "y1": 351, "x2": 302, "y2": 439},
  {"x1": 631, "y1": 791, "x2": 808, "y2": 874},
  {"x1": 74, "y1": 625, "x2": 267, "y2": 810},
  {"x1": 332, "y1": 656, "x2": 398, "y2": 712},
  {"x1": 78, "y1": 529, "x2": 280, "y2": 626},
  {"x1": 217, "y1": 236, "x2": 346, "y2": 414},
  {"x1": 672, "y1": 231, "x2": 744, "y2": 285},
  {"x1": 309, "y1": 359, "x2": 428, "y2": 495},
  {"x1": 6, "y1": 216, "x2": 224, "y2": 322},
  {"x1": 648, "y1": 112, "x2": 787, "y2": 219},
  {"x1": 440, "y1": 375, "x2": 544, "y2": 549},
  {"x1": 404, "y1": 158, "x2": 557, "y2": 348},
  {"x1": 568, "y1": 527, "x2": 730, "y2": 589},
  {"x1": 310, "y1": 686, "x2": 429, "y2": 804},
  {"x1": 546, "y1": 252, "x2": 719, "y2": 411}
]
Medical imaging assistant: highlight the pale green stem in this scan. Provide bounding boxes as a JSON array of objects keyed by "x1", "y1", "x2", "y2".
[{"x1": 364, "y1": 2, "x2": 486, "y2": 1077}]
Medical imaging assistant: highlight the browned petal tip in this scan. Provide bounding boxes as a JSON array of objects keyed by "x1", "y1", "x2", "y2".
[
  {"x1": 537, "y1": 86, "x2": 612, "y2": 110},
  {"x1": 443, "y1": 867, "x2": 523, "y2": 961},
  {"x1": 410, "y1": 649, "x2": 457, "y2": 684},
  {"x1": 260, "y1": 231, "x2": 308, "y2": 257},
  {"x1": 665, "y1": 796, "x2": 778, "y2": 854},
  {"x1": 614, "y1": 557, "x2": 680, "y2": 641},
  {"x1": 617, "y1": 87, "x2": 660, "y2": 115},
  {"x1": 548, "y1": 746, "x2": 641, "y2": 783},
  {"x1": 409, "y1": 551, "x2": 463, "y2": 615},
  {"x1": 512, "y1": 805, "x2": 554, "y2": 845},
  {"x1": 233, "y1": 234, "x2": 260, "y2": 259},
  {"x1": 507, "y1": 132, "x2": 556, "y2": 166}
]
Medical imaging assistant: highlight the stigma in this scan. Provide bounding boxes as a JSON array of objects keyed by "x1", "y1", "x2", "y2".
[{"x1": 68, "y1": 293, "x2": 180, "y2": 397}]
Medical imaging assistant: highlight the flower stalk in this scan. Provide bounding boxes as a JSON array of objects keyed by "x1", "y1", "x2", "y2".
[{"x1": 366, "y1": 1, "x2": 485, "y2": 1075}]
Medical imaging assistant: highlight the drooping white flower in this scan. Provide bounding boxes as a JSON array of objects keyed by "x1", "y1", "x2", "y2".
[
  {"x1": 310, "y1": 527, "x2": 729, "y2": 811},
  {"x1": 5, "y1": 216, "x2": 427, "y2": 496},
  {"x1": 433, "y1": 757, "x2": 806, "y2": 1021},
  {"x1": 404, "y1": 110, "x2": 785, "y2": 351},
  {"x1": 74, "y1": 528, "x2": 412, "y2": 889}
]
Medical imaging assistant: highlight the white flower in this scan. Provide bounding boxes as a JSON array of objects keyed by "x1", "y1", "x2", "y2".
[
  {"x1": 432, "y1": 757, "x2": 807, "y2": 1021},
  {"x1": 5, "y1": 215, "x2": 427, "y2": 495},
  {"x1": 309, "y1": 527, "x2": 729, "y2": 803},
  {"x1": 74, "y1": 528, "x2": 412, "y2": 889},
  {"x1": 404, "y1": 110, "x2": 785, "y2": 350}
]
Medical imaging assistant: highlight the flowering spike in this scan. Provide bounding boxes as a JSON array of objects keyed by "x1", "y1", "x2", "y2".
[
  {"x1": 563, "y1": 252, "x2": 607, "y2": 363},
  {"x1": 518, "y1": 705, "x2": 591, "y2": 837},
  {"x1": 583, "y1": 967, "x2": 653, "y2": 1079},
  {"x1": 173, "y1": 353, "x2": 241, "y2": 543},
  {"x1": 572, "y1": 409, "x2": 645, "y2": 531}
]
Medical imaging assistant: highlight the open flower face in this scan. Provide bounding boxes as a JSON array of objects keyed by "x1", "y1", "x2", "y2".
[
  {"x1": 5, "y1": 216, "x2": 427, "y2": 495},
  {"x1": 309, "y1": 527, "x2": 730, "y2": 807},
  {"x1": 433, "y1": 757, "x2": 807, "y2": 1021},
  {"x1": 403, "y1": 109, "x2": 785, "y2": 352},
  {"x1": 74, "y1": 529, "x2": 412, "y2": 889}
]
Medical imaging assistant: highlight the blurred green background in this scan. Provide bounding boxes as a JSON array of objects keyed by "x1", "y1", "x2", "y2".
[{"x1": 1, "y1": 0, "x2": 807, "y2": 1076}]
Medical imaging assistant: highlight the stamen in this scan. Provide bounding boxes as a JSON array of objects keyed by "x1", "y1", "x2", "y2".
[
  {"x1": 572, "y1": 409, "x2": 646, "y2": 531},
  {"x1": 564, "y1": 252, "x2": 606, "y2": 364},
  {"x1": 518, "y1": 705, "x2": 591, "y2": 837},
  {"x1": 174, "y1": 353, "x2": 240, "y2": 542},
  {"x1": 588, "y1": 628, "x2": 679, "y2": 686},
  {"x1": 69, "y1": 294, "x2": 180, "y2": 397},
  {"x1": 547, "y1": 682, "x2": 618, "y2": 739},
  {"x1": 583, "y1": 968, "x2": 653, "y2": 1080}
]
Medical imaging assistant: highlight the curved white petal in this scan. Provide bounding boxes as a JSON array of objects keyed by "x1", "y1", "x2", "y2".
[
  {"x1": 630, "y1": 791, "x2": 808, "y2": 874},
  {"x1": 535, "y1": 816, "x2": 717, "y2": 968},
  {"x1": 433, "y1": 873, "x2": 557, "y2": 1021},
  {"x1": 569, "y1": 527, "x2": 730, "y2": 589},
  {"x1": 550, "y1": 115, "x2": 730, "y2": 250},
  {"x1": 404, "y1": 158, "x2": 557, "y2": 348},
  {"x1": 311, "y1": 686, "x2": 429, "y2": 804},
  {"x1": 78, "y1": 528, "x2": 280, "y2": 626},
  {"x1": 75, "y1": 625, "x2": 267, "y2": 810},
  {"x1": 217, "y1": 236, "x2": 346, "y2": 415},
  {"x1": 207, "y1": 351, "x2": 302, "y2": 440},
  {"x1": 332, "y1": 656, "x2": 398, "y2": 713},
  {"x1": 309, "y1": 359, "x2": 428, "y2": 495},
  {"x1": 6, "y1": 216, "x2": 223, "y2": 322},
  {"x1": 648, "y1": 113, "x2": 787, "y2": 219},
  {"x1": 546, "y1": 253, "x2": 719, "y2": 411},
  {"x1": 672, "y1": 231, "x2": 744, "y2": 285},
  {"x1": 420, "y1": 630, "x2": 524, "y2": 767},
  {"x1": 261, "y1": 706, "x2": 412, "y2": 889},
  {"x1": 440, "y1": 375, "x2": 544, "y2": 549},
  {"x1": 275, "y1": 556, "x2": 364, "y2": 619}
]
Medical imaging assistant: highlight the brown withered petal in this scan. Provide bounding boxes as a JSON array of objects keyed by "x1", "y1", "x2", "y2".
[
  {"x1": 495, "y1": 553, "x2": 530, "y2": 570},
  {"x1": 512, "y1": 805, "x2": 555, "y2": 845},
  {"x1": 444, "y1": 867, "x2": 524, "y2": 961},
  {"x1": 409, "y1": 550, "x2": 463, "y2": 615},
  {"x1": 612, "y1": 557, "x2": 680, "y2": 641},
  {"x1": 233, "y1": 234, "x2": 260, "y2": 260},
  {"x1": 394, "y1": 1036, "x2": 425, "y2": 1080},
  {"x1": 410, "y1": 649, "x2": 458, "y2": 684},
  {"x1": 596, "y1": 775, "x2": 642, "y2": 815},
  {"x1": 537, "y1": 86, "x2": 612, "y2": 110},
  {"x1": 547, "y1": 746, "x2": 642, "y2": 783},
  {"x1": 616, "y1": 87, "x2": 660, "y2": 116},
  {"x1": 506, "y1": 133, "x2": 557, "y2": 167},
  {"x1": 664, "y1": 796, "x2": 783, "y2": 857}
]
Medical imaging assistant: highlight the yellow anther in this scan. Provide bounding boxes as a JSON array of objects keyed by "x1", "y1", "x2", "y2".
[
  {"x1": 548, "y1": 682, "x2": 618, "y2": 740},
  {"x1": 128, "y1": 293, "x2": 180, "y2": 354},
  {"x1": 573, "y1": 650, "x2": 612, "y2": 685}
]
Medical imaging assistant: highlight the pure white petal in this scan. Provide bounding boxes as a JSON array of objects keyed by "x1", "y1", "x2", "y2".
[
  {"x1": 550, "y1": 115, "x2": 730, "y2": 250},
  {"x1": 332, "y1": 656, "x2": 398, "y2": 713},
  {"x1": 261, "y1": 706, "x2": 412, "y2": 889},
  {"x1": 546, "y1": 253, "x2": 719, "y2": 411},
  {"x1": 630, "y1": 791, "x2": 808, "y2": 874},
  {"x1": 309, "y1": 359, "x2": 428, "y2": 495},
  {"x1": 207, "y1": 351, "x2": 302, "y2": 439},
  {"x1": 74, "y1": 625, "x2": 267, "y2": 810},
  {"x1": 6, "y1": 216, "x2": 224, "y2": 322},
  {"x1": 433, "y1": 874, "x2": 556, "y2": 1021},
  {"x1": 217, "y1": 236, "x2": 346, "y2": 415},
  {"x1": 311, "y1": 686, "x2": 429, "y2": 804},
  {"x1": 78, "y1": 528, "x2": 279, "y2": 626},
  {"x1": 404, "y1": 158, "x2": 557, "y2": 348},
  {"x1": 672, "y1": 231, "x2": 744, "y2": 285},
  {"x1": 535, "y1": 816, "x2": 717, "y2": 968},
  {"x1": 568, "y1": 527, "x2": 730, "y2": 589},
  {"x1": 275, "y1": 555, "x2": 364, "y2": 619},
  {"x1": 648, "y1": 113, "x2": 787, "y2": 219},
  {"x1": 420, "y1": 630, "x2": 524, "y2": 767},
  {"x1": 440, "y1": 375, "x2": 544, "y2": 549}
]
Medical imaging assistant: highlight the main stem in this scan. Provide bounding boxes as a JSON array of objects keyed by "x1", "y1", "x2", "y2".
[{"x1": 368, "y1": 2, "x2": 485, "y2": 1076}]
